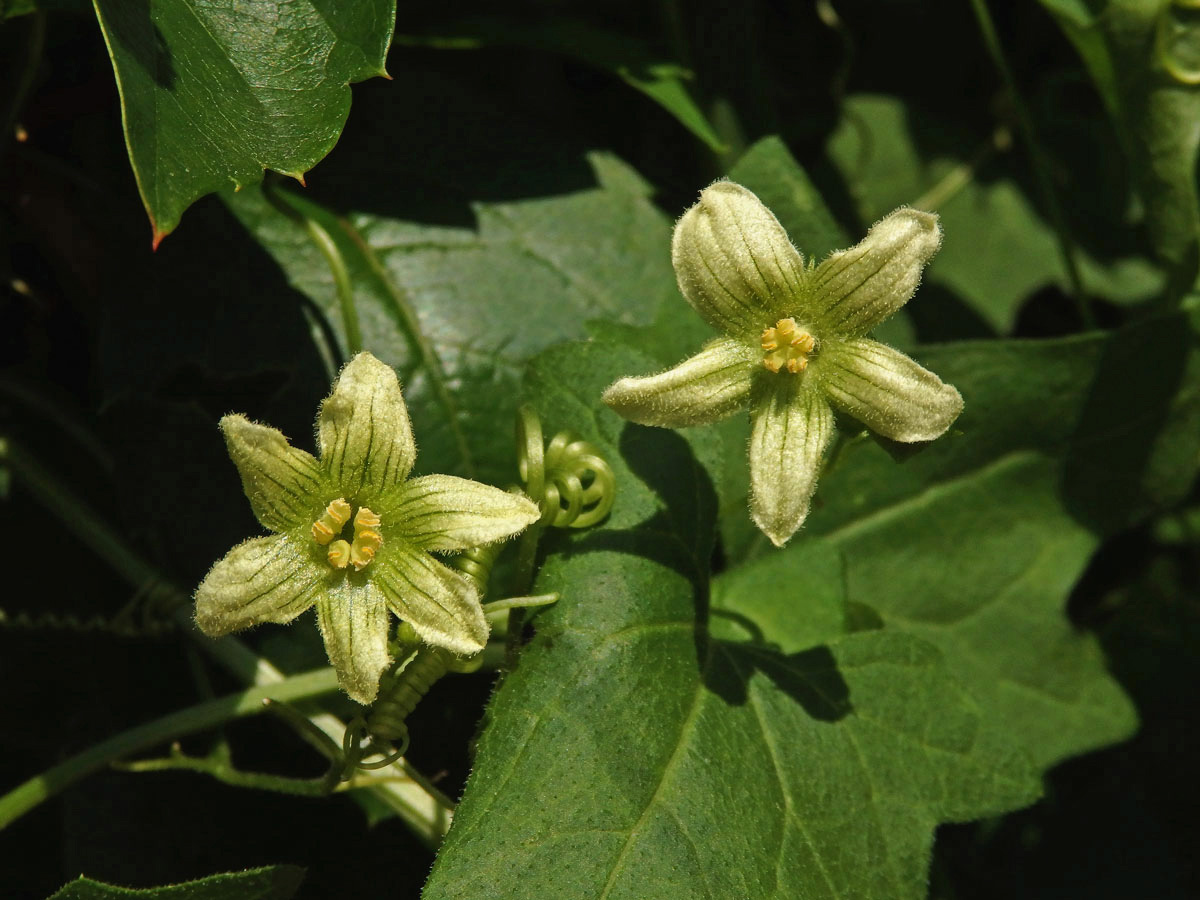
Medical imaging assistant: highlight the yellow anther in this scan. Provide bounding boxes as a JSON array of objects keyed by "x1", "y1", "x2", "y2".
[
  {"x1": 349, "y1": 507, "x2": 383, "y2": 571},
  {"x1": 761, "y1": 318, "x2": 815, "y2": 374},
  {"x1": 312, "y1": 498, "x2": 351, "y2": 545},
  {"x1": 353, "y1": 507, "x2": 381, "y2": 532},
  {"x1": 327, "y1": 539, "x2": 352, "y2": 569}
]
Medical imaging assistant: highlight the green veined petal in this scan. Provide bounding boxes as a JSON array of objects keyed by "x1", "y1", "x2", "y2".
[
  {"x1": 810, "y1": 208, "x2": 942, "y2": 337},
  {"x1": 220, "y1": 415, "x2": 325, "y2": 533},
  {"x1": 748, "y1": 380, "x2": 835, "y2": 547},
  {"x1": 317, "y1": 352, "x2": 417, "y2": 505},
  {"x1": 194, "y1": 534, "x2": 324, "y2": 636},
  {"x1": 820, "y1": 338, "x2": 963, "y2": 442},
  {"x1": 673, "y1": 182, "x2": 810, "y2": 339},
  {"x1": 602, "y1": 337, "x2": 758, "y2": 427},
  {"x1": 374, "y1": 549, "x2": 488, "y2": 656},
  {"x1": 315, "y1": 581, "x2": 393, "y2": 704},
  {"x1": 380, "y1": 475, "x2": 540, "y2": 551}
]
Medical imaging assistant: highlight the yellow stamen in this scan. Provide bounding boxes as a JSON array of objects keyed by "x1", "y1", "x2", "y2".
[
  {"x1": 349, "y1": 507, "x2": 383, "y2": 572},
  {"x1": 761, "y1": 318, "x2": 815, "y2": 374},
  {"x1": 327, "y1": 539, "x2": 351, "y2": 569},
  {"x1": 312, "y1": 498, "x2": 351, "y2": 545}
]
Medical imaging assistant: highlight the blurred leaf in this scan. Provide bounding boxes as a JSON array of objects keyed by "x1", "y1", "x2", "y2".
[
  {"x1": 827, "y1": 94, "x2": 1164, "y2": 333},
  {"x1": 224, "y1": 152, "x2": 676, "y2": 487},
  {"x1": 1038, "y1": 0, "x2": 1200, "y2": 287},
  {"x1": 394, "y1": 18, "x2": 725, "y2": 152},
  {"x1": 92, "y1": 0, "x2": 396, "y2": 243},
  {"x1": 422, "y1": 340, "x2": 1039, "y2": 900},
  {"x1": 47, "y1": 866, "x2": 304, "y2": 900}
]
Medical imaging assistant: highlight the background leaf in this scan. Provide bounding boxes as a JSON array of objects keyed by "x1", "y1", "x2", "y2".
[
  {"x1": 47, "y1": 866, "x2": 304, "y2": 900},
  {"x1": 825, "y1": 95, "x2": 1164, "y2": 333},
  {"x1": 223, "y1": 69, "x2": 679, "y2": 488},
  {"x1": 92, "y1": 0, "x2": 396, "y2": 243},
  {"x1": 1038, "y1": 0, "x2": 1200, "y2": 288}
]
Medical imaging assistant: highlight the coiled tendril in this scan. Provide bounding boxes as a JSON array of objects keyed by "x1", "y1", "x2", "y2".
[
  {"x1": 341, "y1": 408, "x2": 616, "y2": 774},
  {"x1": 450, "y1": 531, "x2": 504, "y2": 595},
  {"x1": 517, "y1": 406, "x2": 615, "y2": 529}
]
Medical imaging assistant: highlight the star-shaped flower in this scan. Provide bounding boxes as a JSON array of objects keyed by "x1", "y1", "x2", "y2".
[
  {"x1": 603, "y1": 182, "x2": 963, "y2": 547},
  {"x1": 194, "y1": 352, "x2": 540, "y2": 703}
]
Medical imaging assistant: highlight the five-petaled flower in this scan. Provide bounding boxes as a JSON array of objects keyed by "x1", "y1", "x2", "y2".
[
  {"x1": 194, "y1": 352, "x2": 540, "y2": 703},
  {"x1": 602, "y1": 182, "x2": 963, "y2": 547}
]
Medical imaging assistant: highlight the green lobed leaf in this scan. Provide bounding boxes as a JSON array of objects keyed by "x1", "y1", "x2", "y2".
[
  {"x1": 224, "y1": 151, "x2": 677, "y2": 488},
  {"x1": 92, "y1": 0, "x2": 396, "y2": 243},
  {"x1": 47, "y1": 866, "x2": 304, "y2": 900},
  {"x1": 422, "y1": 340, "x2": 1040, "y2": 899},
  {"x1": 825, "y1": 95, "x2": 1165, "y2": 333},
  {"x1": 766, "y1": 308, "x2": 1200, "y2": 768},
  {"x1": 1037, "y1": 0, "x2": 1200, "y2": 287}
]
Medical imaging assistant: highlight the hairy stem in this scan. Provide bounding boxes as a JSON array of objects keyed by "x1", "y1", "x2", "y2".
[{"x1": 0, "y1": 669, "x2": 338, "y2": 831}]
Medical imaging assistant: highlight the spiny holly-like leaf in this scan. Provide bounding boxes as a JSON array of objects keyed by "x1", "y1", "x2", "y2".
[
  {"x1": 824, "y1": 96, "x2": 1164, "y2": 332},
  {"x1": 93, "y1": 0, "x2": 396, "y2": 244},
  {"x1": 224, "y1": 152, "x2": 676, "y2": 488},
  {"x1": 47, "y1": 866, "x2": 304, "y2": 900},
  {"x1": 421, "y1": 340, "x2": 1040, "y2": 900}
]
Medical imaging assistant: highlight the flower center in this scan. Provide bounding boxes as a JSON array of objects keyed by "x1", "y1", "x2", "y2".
[
  {"x1": 760, "y1": 318, "x2": 815, "y2": 373},
  {"x1": 311, "y1": 498, "x2": 383, "y2": 571}
]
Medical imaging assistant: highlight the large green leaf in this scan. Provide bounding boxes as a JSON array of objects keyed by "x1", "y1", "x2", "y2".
[
  {"x1": 47, "y1": 867, "x2": 304, "y2": 900},
  {"x1": 825, "y1": 95, "x2": 1164, "y2": 332},
  {"x1": 92, "y1": 0, "x2": 396, "y2": 244},
  {"x1": 1038, "y1": 0, "x2": 1200, "y2": 288},
  {"x1": 224, "y1": 152, "x2": 676, "y2": 487},
  {"x1": 781, "y1": 308, "x2": 1200, "y2": 768},
  {"x1": 421, "y1": 340, "x2": 1040, "y2": 899}
]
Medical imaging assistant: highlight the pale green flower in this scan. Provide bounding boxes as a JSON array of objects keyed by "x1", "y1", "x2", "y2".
[
  {"x1": 603, "y1": 181, "x2": 962, "y2": 547},
  {"x1": 194, "y1": 352, "x2": 540, "y2": 703}
]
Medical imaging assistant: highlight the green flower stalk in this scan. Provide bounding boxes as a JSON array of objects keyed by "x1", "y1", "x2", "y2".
[
  {"x1": 603, "y1": 182, "x2": 963, "y2": 547},
  {"x1": 194, "y1": 352, "x2": 540, "y2": 703}
]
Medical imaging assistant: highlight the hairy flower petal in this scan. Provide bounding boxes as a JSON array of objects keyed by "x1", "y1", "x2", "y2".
[
  {"x1": 602, "y1": 338, "x2": 758, "y2": 427},
  {"x1": 315, "y1": 581, "x2": 393, "y2": 704},
  {"x1": 194, "y1": 534, "x2": 324, "y2": 636},
  {"x1": 811, "y1": 208, "x2": 942, "y2": 337},
  {"x1": 317, "y1": 353, "x2": 416, "y2": 504},
  {"x1": 374, "y1": 549, "x2": 488, "y2": 656},
  {"x1": 381, "y1": 475, "x2": 540, "y2": 551},
  {"x1": 748, "y1": 382, "x2": 835, "y2": 547},
  {"x1": 220, "y1": 415, "x2": 325, "y2": 533},
  {"x1": 673, "y1": 182, "x2": 809, "y2": 338},
  {"x1": 820, "y1": 338, "x2": 964, "y2": 442}
]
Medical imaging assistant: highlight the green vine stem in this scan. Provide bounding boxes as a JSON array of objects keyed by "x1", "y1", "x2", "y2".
[
  {"x1": 263, "y1": 182, "x2": 362, "y2": 354},
  {"x1": 968, "y1": 0, "x2": 1096, "y2": 329},
  {"x1": 0, "y1": 436, "x2": 455, "y2": 845},
  {"x1": 0, "y1": 668, "x2": 338, "y2": 831}
]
